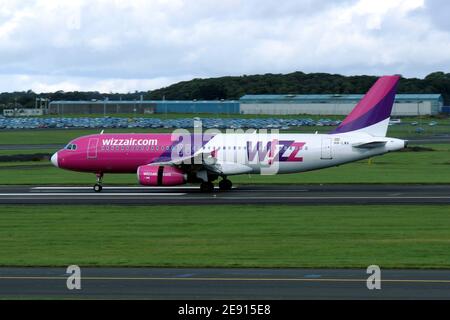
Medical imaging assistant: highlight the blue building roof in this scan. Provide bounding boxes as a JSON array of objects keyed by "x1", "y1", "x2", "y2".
[{"x1": 49, "y1": 100, "x2": 239, "y2": 104}]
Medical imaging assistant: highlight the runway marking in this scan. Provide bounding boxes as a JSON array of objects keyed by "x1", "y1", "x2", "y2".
[
  {"x1": 0, "y1": 193, "x2": 187, "y2": 196},
  {"x1": 230, "y1": 189, "x2": 309, "y2": 192},
  {"x1": 1, "y1": 193, "x2": 449, "y2": 200},
  {"x1": 32, "y1": 186, "x2": 203, "y2": 190},
  {"x1": 214, "y1": 196, "x2": 450, "y2": 200},
  {"x1": 0, "y1": 276, "x2": 450, "y2": 284},
  {"x1": 0, "y1": 195, "x2": 449, "y2": 202}
]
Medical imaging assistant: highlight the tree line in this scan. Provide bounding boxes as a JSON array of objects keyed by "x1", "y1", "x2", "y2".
[{"x1": 1, "y1": 71, "x2": 449, "y2": 109}]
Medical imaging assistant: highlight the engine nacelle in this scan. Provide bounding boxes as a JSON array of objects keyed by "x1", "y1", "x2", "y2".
[{"x1": 137, "y1": 165, "x2": 187, "y2": 186}]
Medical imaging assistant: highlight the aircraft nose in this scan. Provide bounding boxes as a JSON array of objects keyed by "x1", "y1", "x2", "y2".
[{"x1": 51, "y1": 152, "x2": 59, "y2": 167}]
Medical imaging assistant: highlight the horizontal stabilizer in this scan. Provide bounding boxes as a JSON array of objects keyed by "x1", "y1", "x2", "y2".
[{"x1": 352, "y1": 141, "x2": 387, "y2": 149}]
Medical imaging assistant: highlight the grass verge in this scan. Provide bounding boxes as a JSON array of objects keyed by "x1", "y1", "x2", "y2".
[{"x1": 0, "y1": 205, "x2": 448, "y2": 268}]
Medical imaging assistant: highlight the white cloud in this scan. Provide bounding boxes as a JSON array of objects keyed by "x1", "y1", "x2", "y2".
[
  {"x1": 0, "y1": 0, "x2": 448, "y2": 93},
  {"x1": 0, "y1": 73, "x2": 194, "y2": 93}
]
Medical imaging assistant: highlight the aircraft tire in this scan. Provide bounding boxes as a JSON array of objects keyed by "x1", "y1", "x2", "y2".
[
  {"x1": 219, "y1": 179, "x2": 232, "y2": 190},
  {"x1": 200, "y1": 181, "x2": 214, "y2": 193}
]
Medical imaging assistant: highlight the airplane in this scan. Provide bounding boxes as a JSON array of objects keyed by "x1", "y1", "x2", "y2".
[{"x1": 50, "y1": 75, "x2": 407, "y2": 192}]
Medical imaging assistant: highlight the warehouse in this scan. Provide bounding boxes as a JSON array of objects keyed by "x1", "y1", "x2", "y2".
[
  {"x1": 48, "y1": 94, "x2": 443, "y2": 116},
  {"x1": 49, "y1": 100, "x2": 157, "y2": 115},
  {"x1": 48, "y1": 100, "x2": 240, "y2": 115},
  {"x1": 239, "y1": 94, "x2": 444, "y2": 116}
]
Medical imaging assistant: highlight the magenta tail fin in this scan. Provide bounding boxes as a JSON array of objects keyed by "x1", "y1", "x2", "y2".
[{"x1": 331, "y1": 75, "x2": 400, "y2": 136}]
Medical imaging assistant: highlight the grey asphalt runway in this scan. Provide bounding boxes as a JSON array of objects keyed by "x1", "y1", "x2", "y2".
[
  {"x1": 0, "y1": 267, "x2": 449, "y2": 299},
  {"x1": 0, "y1": 184, "x2": 449, "y2": 205},
  {"x1": 407, "y1": 136, "x2": 450, "y2": 144}
]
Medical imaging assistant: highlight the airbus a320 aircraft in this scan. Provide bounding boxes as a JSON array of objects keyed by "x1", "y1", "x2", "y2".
[{"x1": 51, "y1": 75, "x2": 406, "y2": 192}]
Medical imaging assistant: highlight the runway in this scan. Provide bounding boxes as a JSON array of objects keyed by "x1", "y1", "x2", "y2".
[
  {"x1": 0, "y1": 184, "x2": 449, "y2": 205},
  {"x1": 0, "y1": 267, "x2": 449, "y2": 299}
]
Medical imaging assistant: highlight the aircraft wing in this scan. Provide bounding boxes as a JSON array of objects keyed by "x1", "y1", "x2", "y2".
[
  {"x1": 149, "y1": 152, "x2": 213, "y2": 167},
  {"x1": 148, "y1": 152, "x2": 252, "y2": 176}
]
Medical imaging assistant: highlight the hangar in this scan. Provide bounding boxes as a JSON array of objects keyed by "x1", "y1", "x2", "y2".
[
  {"x1": 48, "y1": 94, "x2": 443, "y2": 116},
  {"x1": 239, "y1": 94, "x2": 444, "y2": 116},
  {"x1": 48, "y1": 100, "x2": 240, "y2": 115}
]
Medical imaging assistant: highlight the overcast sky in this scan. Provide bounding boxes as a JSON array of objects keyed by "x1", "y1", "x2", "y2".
[{"x1": 0, "y1": 0, "x2": 449, "y2": 93}]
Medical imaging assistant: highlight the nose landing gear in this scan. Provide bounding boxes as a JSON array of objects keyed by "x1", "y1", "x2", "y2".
[{"x1": 93, "y1": 173, "x2": 103, "y2": 192}]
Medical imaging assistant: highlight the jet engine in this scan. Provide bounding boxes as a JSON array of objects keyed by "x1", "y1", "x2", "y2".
[{"x1": 137, "y1": 165, "x2": 187, "y2": 186}]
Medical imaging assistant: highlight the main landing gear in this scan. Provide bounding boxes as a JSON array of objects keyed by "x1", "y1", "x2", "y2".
[
  {"x1": 199, "y1": 178, "x2": 232, "y2": 192},
  {"x1": 200, "y1": 181, "x2": 214, "y2": 193},
  {"x1": 218, "y1": 178, "x2": 232, "y2": 191},
  {"x1": 93, "y1": 173, "x2": 103, "y2": 192}
]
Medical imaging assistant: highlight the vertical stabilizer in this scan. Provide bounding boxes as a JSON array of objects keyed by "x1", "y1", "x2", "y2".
[{"x1": 331, "y1": 75, "x2": 400, "y2": 137}]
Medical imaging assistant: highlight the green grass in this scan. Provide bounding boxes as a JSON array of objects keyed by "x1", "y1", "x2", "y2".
[
  {"x1": 0, "y1": 205, "x2": 448, "y2": 268},
  {"x1": 0, "y1": 144, "x2": 448, "y2": 184},
  {"x1": 0, "y1": 129, "x2": 171, "y2": 145},
  {"x1": 0, "y1": 149, "x2": 54, "y2": 156}
]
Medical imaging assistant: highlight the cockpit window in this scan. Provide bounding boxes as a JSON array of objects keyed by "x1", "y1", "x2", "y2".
[{"x1": 64, "y1": 143, "x2": 77, "y2": 150}]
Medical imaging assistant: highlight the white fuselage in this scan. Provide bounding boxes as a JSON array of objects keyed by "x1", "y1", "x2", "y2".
[{"x1": 200, "y1": 133, "x2": 405, "y2": 175}]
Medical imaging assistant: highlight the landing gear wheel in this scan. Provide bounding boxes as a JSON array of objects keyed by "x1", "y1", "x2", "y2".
[
  {"x1": 219, "y1": 179, "x2": 232, "y2": 190},
  {"x1": 200, "y1": 181, "x2": 214, "y2": 193},
  {"x1": 93, "y1": 183, "x2": 103, "y2": 192},
  {"x1": 93, "y1": 172, "x2": 104, "y2": 192}
]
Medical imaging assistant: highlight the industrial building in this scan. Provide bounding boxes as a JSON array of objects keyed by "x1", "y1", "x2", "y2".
[
  {"x1": 47, "y1": 94, "x2": 444, "y2": 116},
  {"x1": 239, "y1": 94, "x2": 444, "y2": 116},
  {"x1": 48, "y1": 100, "x2": 239, "y2": 115}
]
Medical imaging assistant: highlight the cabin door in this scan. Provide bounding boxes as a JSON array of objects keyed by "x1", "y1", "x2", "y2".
[
  {"x1": 320, "y1": 138, "x2": 333, "y2": 160},
  {"x1": 87, "y1": 138, "x2": 99, "y2": 159}
]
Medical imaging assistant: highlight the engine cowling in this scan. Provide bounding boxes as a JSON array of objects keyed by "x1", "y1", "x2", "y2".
[{"x1": 137, "y1": 165, "x2": 187, "y2": 186}]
